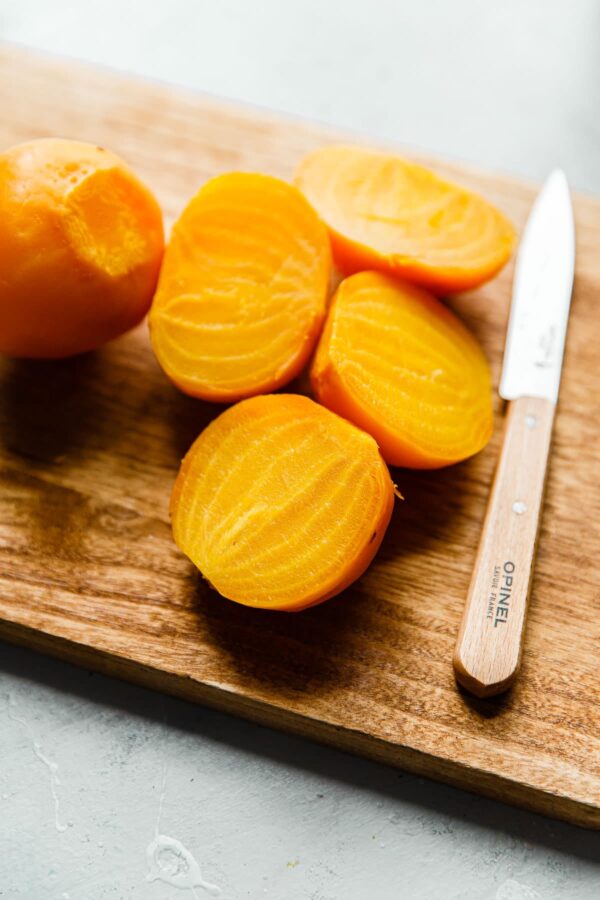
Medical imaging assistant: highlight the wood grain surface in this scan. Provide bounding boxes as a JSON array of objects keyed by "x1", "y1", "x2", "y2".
[{"x1": 1, "y1": 44, "x2": 599, "y2": 828}]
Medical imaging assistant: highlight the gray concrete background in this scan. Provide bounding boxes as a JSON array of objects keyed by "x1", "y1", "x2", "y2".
[{"x1": 1, "y1": 1, "x2": 599, "y2": 897}]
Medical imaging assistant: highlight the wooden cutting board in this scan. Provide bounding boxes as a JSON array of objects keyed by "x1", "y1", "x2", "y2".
[{"x1": 1, "y1": 44, "x2": 599, "y2": 828}]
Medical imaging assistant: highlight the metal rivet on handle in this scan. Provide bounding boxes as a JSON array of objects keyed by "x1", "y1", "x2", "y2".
[{"x1": 512, "y1": 500, "x2": 527, "y2": 515}]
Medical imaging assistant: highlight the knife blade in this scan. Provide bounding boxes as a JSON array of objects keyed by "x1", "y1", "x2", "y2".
[
  {"x1": 453, "y1": 171, "x2": 575, "y2": 698},
  {"x1": 500, "y1": 169, "x2": 575, "y2": 403}
]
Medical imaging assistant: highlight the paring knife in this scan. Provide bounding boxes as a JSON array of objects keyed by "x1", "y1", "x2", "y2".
[{"x1": 453, "y1": 170, "x2": 576, "y2": 698}]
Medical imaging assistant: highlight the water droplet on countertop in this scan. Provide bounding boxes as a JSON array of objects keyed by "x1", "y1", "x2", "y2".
[
  {"x1": 7, "y1": 697, "x2": 68, "y2": 832},
  {"x1": 496, "y1": 878, "x2": 541, "y2": 899},
  {"x1": 146, "y1": 834, "x2": 220, "y2": 896}
]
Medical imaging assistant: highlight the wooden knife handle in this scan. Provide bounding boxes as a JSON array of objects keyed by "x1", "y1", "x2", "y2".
[{"x1": 453, "y1": 395, "x2": 555, "y2": 698}]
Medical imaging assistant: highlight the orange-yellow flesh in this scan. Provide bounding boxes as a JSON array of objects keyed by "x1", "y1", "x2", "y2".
[
  {"x1": 150, "y1": 173, "x2": 331, "y2": 402},
  {"x1": 0, "y1": 138, "x2": 164, "y2": 358},
  {"x1": 311, "y1": 272, "x2": 493, "y2": 469},
  {"x1": 171, "y1": 394, "x2": 394, "y2": 610},
  {"x1": 294, "y1": 145, "x2": 515, "y2": 293},
  {"x1": 65, "y1": 167, "x2": 161, "y2": 278}
]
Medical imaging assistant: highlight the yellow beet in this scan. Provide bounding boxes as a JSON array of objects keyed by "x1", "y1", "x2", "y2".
[
  {"x1": 311, "y1": 271, "x2": 493, "y2": 468},
  {"x1": 171, "y1": 394, "x2": 395, "y2": 610},
  {"x1": 150, "y1": 173, "x2": 331, "y2": 402},
  {"x1": 295, "y1": 144, "x2": 515, "y2": 293},
  {"x1": 0, "y1": 138, "x2": 164, "y2": 358}
]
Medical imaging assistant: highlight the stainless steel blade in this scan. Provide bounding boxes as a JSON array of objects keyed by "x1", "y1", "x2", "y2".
[{"x1": 499, "y1": 170, "x2": 575, "y2": 403}]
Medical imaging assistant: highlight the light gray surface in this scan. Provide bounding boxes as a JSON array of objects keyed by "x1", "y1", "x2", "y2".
[{"x1": 1, "y1": 2, "x2": 599, "y2": 898}]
